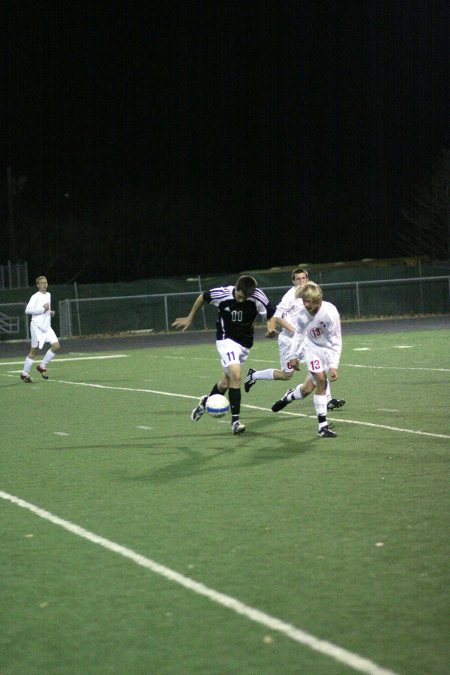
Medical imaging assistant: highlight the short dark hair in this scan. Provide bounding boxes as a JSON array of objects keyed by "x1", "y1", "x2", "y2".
[
  {"x1": 235, "y1": 275, "x2": 257, "y2": 298},
  {"x1": 291, "y1": 267, "x2": 309, "y2": 281}
]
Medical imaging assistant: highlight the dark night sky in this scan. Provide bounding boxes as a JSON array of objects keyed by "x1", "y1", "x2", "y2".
[{"x1": 3, "y1": 0, "x2": 450, "y2": 281}]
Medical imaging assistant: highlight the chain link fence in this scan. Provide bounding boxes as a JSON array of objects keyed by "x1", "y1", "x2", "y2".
[{"x1": 56, "y1": 275, "x2": 450, "y2": 338}]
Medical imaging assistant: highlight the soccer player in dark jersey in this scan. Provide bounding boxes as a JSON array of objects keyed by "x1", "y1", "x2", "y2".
[{"x1": 172, "y1": 275, "x2": 277, "y2": 434}]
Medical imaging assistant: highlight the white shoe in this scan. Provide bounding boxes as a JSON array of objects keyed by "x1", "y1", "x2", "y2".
[
  {"x1": 191, "y1": 395, "x2": 208, "y2": 421},
  {"x1": 231, "y1": 420, "x2": 246, "y2": 435}
]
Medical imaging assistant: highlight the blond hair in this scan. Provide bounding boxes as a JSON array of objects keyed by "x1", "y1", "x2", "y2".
[
  {"x1": 35, "y1": 275, "x2": 47, "y2": 284},
  {"x1": 295, "y1": 281, "x2": 323, "y2": 303}
]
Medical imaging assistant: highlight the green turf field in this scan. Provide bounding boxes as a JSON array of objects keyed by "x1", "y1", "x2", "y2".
[{"x1": 1, "y1": 328, "x2": 449, "y2": 674}]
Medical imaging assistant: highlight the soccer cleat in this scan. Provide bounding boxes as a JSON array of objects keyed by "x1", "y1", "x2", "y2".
[
  {"x1": 190, "y1": 395, "x2": 208, "y2": 422},
  {"x1": 37, "y1": 365, "x2": 49, "y2": 379},
  {"x1": 327, "y1": 398, "x2": 345, "y2": 411},
  {"x1": 244, "y1": 368, "x2": 256, "y2": 393},
  {"x1": 271, "y1": 388, "x2": 295, "y2": 412},
  {"x1": 231, "y1": 420, "x2": 246, "y2": 435},
  {"x1": 317, "y1": 425, "x2": 337, "y2": 438},
  {"x1": 20, "y1": 373, "x2": 32, "y2": 383}
]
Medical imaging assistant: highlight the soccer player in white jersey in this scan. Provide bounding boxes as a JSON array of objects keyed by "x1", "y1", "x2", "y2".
[
  {"x1": 271, "y1": 281, "x2": 342, "y2": 438},
  {"x1": 244, "y1": 267, "x2": 344, "y2": 411},
  {"x1": 20, "y1": 276, "x2": 61, "y2": 382},
  {"x1": 172, "y1": 275, "x2": 277, "y2": 435}
]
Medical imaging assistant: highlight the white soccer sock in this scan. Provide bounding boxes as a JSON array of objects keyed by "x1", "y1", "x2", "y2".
[
  {"x1": 293, "y1": 385, "x2": 304, "y2": 400},
  {"x1": 253, "y1": 369, "x2": 275, "y2": 380},
  {"x1": 23, "y1": 357, "x2": 34, "y2": 374},
  {"x1": 326, "y1": 381, "x2": 331, "y2": 402},
  {"x1": 41, "y1": 349, "x2": 56, "y2": 368},
  {"x1": 314, "y1": 394, "x2": 328, "y2": 418}
]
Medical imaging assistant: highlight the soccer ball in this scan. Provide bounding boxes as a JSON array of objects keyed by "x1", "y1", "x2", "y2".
[{"x1": 206, "y1": 394, "x2": 230, "y2": 418}]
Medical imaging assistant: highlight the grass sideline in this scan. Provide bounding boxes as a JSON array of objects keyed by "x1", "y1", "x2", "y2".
[{"x1": 1, "y1": 328, "x2": 449, "y2": 674}]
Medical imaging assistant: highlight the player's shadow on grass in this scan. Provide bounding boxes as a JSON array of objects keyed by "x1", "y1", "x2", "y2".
[
  {"x1": 244, "y1": 415, "x2": 319, "y2": 460},
  {"x1": 119, "y1": 426, "x2": 316, "y2": 485},
  {"x1": 119, "y1": 447, "x2": 241, "y2": 484}
]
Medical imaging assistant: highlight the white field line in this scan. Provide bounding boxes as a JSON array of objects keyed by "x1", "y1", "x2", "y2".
[
  {"x1": 0, "y1": 490, "x2": 398, "y2": 675},
  {"x1": 6, "y1": 376, "x2": 446, "y2": 440},
  {"x1": 0, "y1": 355, "x2": 129, "y2": 367},
  {"x1": 342, "y1": 363, "x2": 450, "y2": 372},
  {"x1": 187, "y1": 356, "x2": 450, "y2": 372},
  {"x1": 262, "y1": 409, "x2": 450, "y2": 439}
]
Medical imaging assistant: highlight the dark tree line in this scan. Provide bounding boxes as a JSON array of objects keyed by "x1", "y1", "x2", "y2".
[
  {"x1": 3, "y1": 151, "x2": 449, "y2": 284},
  {"x1": 397, "y1": 148, "x2": 450, "y2": 260}
]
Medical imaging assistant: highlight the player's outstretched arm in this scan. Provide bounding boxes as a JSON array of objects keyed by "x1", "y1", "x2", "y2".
[
  {"x1": 172, "y1": 293, "x2": 205, "y2": 332},
  {"x1": 265, "y1": 316, "x2": 279, "y2": 338},
  {"x1": 171, "y1": 316, "x2": 192, "y2": 331}
]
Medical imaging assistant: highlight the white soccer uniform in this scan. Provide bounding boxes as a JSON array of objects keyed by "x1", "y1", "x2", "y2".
[
  {"x1": 289, "y1": 300, "x2": 342, "y2": 375},
  {"x1": 274, "y1": 286, "x2": 304, "y2": 370},
  {"x1": 25, "y1": 291, "x2": 58, "y2": 349}
]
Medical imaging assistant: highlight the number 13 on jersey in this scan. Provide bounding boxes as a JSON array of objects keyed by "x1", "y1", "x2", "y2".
[{"x1": 309, "y1": 357, "x2": 323, "y2": 372}]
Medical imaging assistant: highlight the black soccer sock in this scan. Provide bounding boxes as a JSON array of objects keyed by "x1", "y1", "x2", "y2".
[
  {"x1": 208, "y1": 383, "x2": 221, "y2": 397},
  {"x1": 228, "y1": 387, "x2": 241, "y2": 420}
]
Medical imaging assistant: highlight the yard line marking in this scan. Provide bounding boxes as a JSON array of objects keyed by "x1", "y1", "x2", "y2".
[
  {"x1": 241, "y1": 405, "x2": 450, "y2": 439},
  {"x1": 147, "y1": 354, "x2": 450, "y2": 373},
  {"x1": 0, "y1": 355, "x2": 129, "y2": 367},
  {"x1": 0, "y1": 490, "x2": 398, "y2": 675},
  {"x1": 150, "y1": 354, "x2": 450, "y2": 373},
  {"x1": 4, "y1": 375, "x2": 448, "y2": 439},
  {"x1": 343, "y1": 363, "x2": 450, "y2": 372},
  {"x1": 54, "y1": 379, "x2": 196, "y2": 399}
]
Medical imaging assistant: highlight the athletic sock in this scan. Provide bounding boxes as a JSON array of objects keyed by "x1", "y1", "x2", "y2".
[
  {"x1": 41, "y1": 349, "x2": 56, "y2": 368},
  {"x1": 252, "y1": 369, "x2": 275, "y2": 380},
  {"x1": 208, "y1": 383, "x2": 221, "y2": 397},
  {"x1": 229, "y1": 387, "x2": 241, "y2": 417},
  {"x1": 23, "y1": 357, "x2": 34, "y2": 374},
  {"x1": 314, "y1": 394, "x2": 328, "y2": 422}
]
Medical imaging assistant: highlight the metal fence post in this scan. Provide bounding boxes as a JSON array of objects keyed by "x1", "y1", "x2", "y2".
[
  {"x1": 164, "y1": 294, "x2": 169, "y2": 331},
  {"x1": 355, "y1": 282, "x2": 361, "y2": 317},
  {"x1": 59, "y1": 299, "x2": 73, "y2": 337}
]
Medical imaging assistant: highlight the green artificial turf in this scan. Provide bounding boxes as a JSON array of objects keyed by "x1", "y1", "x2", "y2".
[{"x1": 0, "y1": 329, "x2": 449, "y2": 674}]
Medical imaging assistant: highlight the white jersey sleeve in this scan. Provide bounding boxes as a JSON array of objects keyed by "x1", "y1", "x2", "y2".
[
  {"x1": 25, "y1": 291, "x2": 52, "y2": 332},
  {"x1": 323, "y1": 304, "x2": 342, "y2": 369},
  {"x1": 275, "y1": 287, "x2": 303, "y2": 336},
  {"x1": 288, "y1": 329, "x2": 306, "y2": 361}
]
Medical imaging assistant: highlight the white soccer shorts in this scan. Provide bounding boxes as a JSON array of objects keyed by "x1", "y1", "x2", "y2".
[
  {"x1": 30, "y1": 324, "x2": 58, "y2": 350},
  {"x1": 216, "y1": 338, "x2": 249, "y2": 371},
  {"x1": 278, "y1": 332, "x2": 304, "y2": 371},
  {"x1": 303, "y1": 345, "x2": 333, "y2": 375}
]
